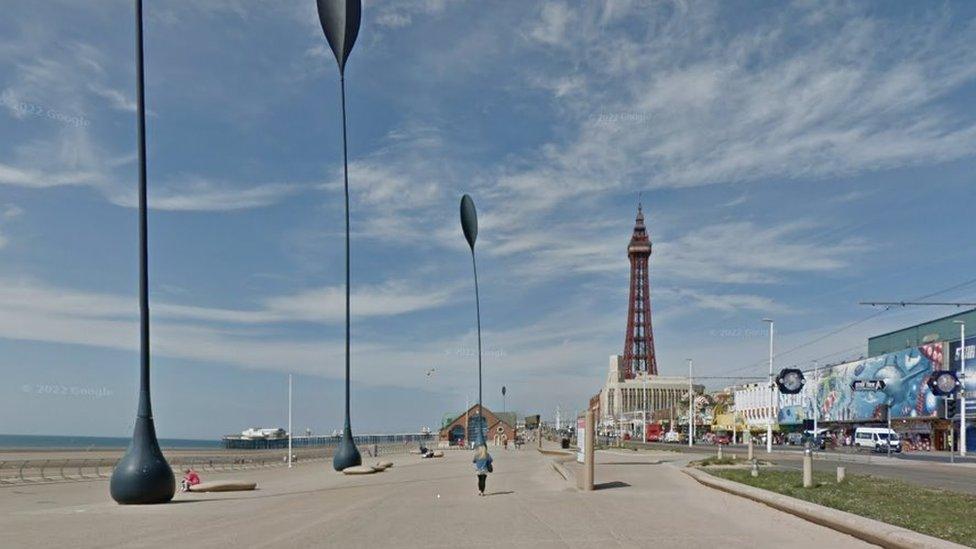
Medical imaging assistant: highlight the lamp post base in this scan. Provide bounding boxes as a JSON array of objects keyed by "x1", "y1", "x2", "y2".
[
  {"x1": 109, "y1": 416, "x2": 175, "y2": 504},
  {"x1": 332, "y1": 429, "x2": 362, "y2": 471}
]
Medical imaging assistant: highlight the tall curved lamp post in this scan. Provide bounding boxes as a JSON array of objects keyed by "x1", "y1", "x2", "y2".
[
  {"x1": 315, "y1": 0, "x2": 363, "y2": 471},
  {"x1": 110, "y1": 0, "x2": 175, "y2": 504},
  {"x1": 460, "y1": 195, "x2": 485, "y2": 446}
]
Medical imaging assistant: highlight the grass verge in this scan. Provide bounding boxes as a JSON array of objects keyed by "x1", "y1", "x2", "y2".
[{"x1": 710, "y1": 469, "x2": 976, "y2": 547}]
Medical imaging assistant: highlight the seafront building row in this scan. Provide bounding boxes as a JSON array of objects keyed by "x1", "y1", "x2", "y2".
[{"x1": 593, "y1": 308, "x2": 976, "y2": 452}]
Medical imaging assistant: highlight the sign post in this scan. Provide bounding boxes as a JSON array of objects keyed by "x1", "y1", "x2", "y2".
[
  {"x1": 577, "y1": 415, "x2": 586, "y2": 464},
  {"x1": 583, "y1": 410, "x2": 595, "y2": 491}
]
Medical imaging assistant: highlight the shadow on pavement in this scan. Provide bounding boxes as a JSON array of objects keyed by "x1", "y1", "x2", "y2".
[
  {"x1": 485, "y1": 491, "x2": 515, "y2": 496},
  {"x1": 594, "y1": 481, "x2": 630, "y2": 490}
]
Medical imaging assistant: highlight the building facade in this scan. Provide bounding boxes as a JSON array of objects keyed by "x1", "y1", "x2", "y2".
[
  {"x1": 439, "y1": 404, "x2": 516, "y2": 447},
  {"x1": 868, "y1": 308, "x2": 976, "y2": 357},
  {"x1": 599, "y1": 355, "x2": 703, "y2": 433}
]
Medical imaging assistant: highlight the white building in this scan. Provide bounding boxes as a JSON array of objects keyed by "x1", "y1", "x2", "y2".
[
  {"x1": 599, "y1": 355, "x2": 704, "y2": 432},
  {"x1": 733, "y1": 382, "x2": 807, "y2": 430}
]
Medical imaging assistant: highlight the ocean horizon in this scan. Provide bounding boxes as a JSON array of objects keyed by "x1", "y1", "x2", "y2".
[{"x1": 0, "y1": 434, "x2": 220, "y2": 450}]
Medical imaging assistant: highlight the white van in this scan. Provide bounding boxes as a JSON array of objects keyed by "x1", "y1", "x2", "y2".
[{"x1": 853, "y1": 427, "x2": 901, "y2": 453}]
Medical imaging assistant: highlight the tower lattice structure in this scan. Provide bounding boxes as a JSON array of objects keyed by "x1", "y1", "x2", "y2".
[{"x1": 621, "y1": 202, "x2": 658, "y2": 379}]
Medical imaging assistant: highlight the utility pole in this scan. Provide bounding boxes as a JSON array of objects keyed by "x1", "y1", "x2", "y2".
[
  {"x1": 688, "y1": 359, "x2": 694, "y2": 448},
  {"x1": 642, "y1": 373, "x2": 648, "y2": 444},
  {"x1": 288, "y1": 374, "x2": 293, "y2": 468},
  {"x1": 955, "y1": 320, "x2": 967, "y2": 457},
  {"x1": 732, "y1": 410, "x2": 737, "y2": 445},
  {"x1": 887, "y1": 403, "x2": 892, "y2": 458},
  {"x1": 763, "y1": 319, "x2": 775, "y2": 453},
  {"x1": 812, "y1": 361, "x2": 819, "y2": 439}
]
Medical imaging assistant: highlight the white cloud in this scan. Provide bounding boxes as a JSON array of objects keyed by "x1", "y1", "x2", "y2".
[
  {"x1": 87, "y1": 83, "x2": 137, "y2": 113},
  {"x1": 0, "y1": 276, "x2": 456, "y2": 327},
  {"x1": 2, "y1": 204, "x2": 23, "y2": 219},
  {"x1": 108, "y1": 176, "x2": 306, "y2": 212},
  {"x1": 527, "y1": 1, "x2": 575, "y2": 48},
  {"x1": 259, "y1": 281, "x2": 458, "y2": 324},
  {"x1": 0, "y1": 24, "x2": 301, "y2": 212},
  {"x1": 0, "y1": 276, "x2": 461, "y2": 385},
  {"x1": 0, "y1": 161, "x2": 100, "y2": 189},
  {"x1": 655, "y1": 221, "x2": 864, "y2": 284},
  {"x1": 657, "y1": 287, "x2": 790, "y2": 314},
  {"x1": 511, "y1": 2, "x2": 976, "y2": 203},
  {"x1": 371, "y1": 0, "x2": 464, "y2": 29}
]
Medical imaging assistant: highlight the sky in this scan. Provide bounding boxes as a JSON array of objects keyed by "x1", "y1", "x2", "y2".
[{"x1": 1, "y1": 0, "x2": 975, "y2": 440}]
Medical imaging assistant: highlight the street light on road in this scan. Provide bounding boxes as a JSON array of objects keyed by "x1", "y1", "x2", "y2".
[
  {"x1": 955, "y1": 320, "x2": 967, "y2": 457},
  {"x1": 763, "y1": 318, "x2": 775, "y2": 454},
  {"x1": 460, "y1": 194, "x2": 485, "y2": 446},
  {"x1": 109, "y1": 0, "x2": 175, "y2": 505},
  {"x1": 315, "y1": 0, "x2": 364, "y2": 472},
  {"x1": 812, "y1": 361, "x2": 819, "y2": 439},
  {"x1": 687, "y1": 358, "x2": 694, "y2": 448},
  {"x1": 642, "y1": 373, "x2": 647, "y2": 444}
]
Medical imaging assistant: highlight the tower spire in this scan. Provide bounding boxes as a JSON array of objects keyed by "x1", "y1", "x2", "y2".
[{"x1": 622, "y1": 199, "x2": 657, "y2": 378}]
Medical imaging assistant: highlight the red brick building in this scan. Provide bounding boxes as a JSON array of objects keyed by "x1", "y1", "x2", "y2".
[{"x1": 440, "y1": 404, "x2": 516, "y2": 447}]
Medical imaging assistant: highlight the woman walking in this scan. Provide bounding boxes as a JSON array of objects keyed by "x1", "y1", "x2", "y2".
[{"x1": 472, "y1": 444, "x2": 493, "y2": 496}]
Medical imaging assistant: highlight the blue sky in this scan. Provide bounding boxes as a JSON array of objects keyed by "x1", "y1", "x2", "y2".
[{"x1": 1, "y1": 1, "x2": 975, "y2": 439}]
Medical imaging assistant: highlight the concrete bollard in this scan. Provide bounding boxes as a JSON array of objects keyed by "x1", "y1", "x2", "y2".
[
  {"x1": 747, "y1": 435, "x2": 754, "y2": 461},
  {"x1": 802, "y1": 446, "x2": 813, "y2": 488},
  {"x1": 717, "y1": 445, "x2": 723, "y2": 460},
  {"x1": 837, "y1": 466, "x2": 846, "y2": 483},
  {"x1": 750, "y1": 459, "x2": 759, "y2": 477}
]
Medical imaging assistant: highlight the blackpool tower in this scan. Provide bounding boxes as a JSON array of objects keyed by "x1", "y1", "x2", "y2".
[{"x1": 621, "y1": 201, "x2": 658, "y2": 379}]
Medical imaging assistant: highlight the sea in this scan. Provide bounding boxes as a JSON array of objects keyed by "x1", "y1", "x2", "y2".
[{"x1": 0, "y1": 434, "x2": 219, "y2": 450}]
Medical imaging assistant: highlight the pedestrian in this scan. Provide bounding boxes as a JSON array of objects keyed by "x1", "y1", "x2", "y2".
[
  {"x1": 472, "y1": 444, "x2": 493, "y2": 496},
  {"x1": 180, "y1": 468, "x2": 201, "y2": 492}
]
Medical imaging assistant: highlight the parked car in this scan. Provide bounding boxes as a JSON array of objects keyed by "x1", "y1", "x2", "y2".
[
  {"x1": 785, "y1": 432, "x2": 804, "y2": 446},
  {"x1": 663, "y1": 431, "x2": 685, "y2": 443},
  {"x1": 712, "y1": 433, "x2": 731, "y2": 445}
]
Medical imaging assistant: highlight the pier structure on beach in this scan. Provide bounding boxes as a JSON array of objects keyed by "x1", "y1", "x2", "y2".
[{"x1": 221, "y1": 431, "x2": 433, "y2": 450}]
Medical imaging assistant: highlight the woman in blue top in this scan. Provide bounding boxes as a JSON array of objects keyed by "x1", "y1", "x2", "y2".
[{"x1": 472, "y1": 444, "x2": 493, "y2": 496}]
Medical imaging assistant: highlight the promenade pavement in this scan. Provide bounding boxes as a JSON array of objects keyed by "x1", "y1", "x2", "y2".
[{"x1": 0, "y1": 445, "x2": 873, "y2": 548}]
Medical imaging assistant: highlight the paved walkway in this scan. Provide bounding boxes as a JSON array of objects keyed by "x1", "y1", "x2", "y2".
[{"x1": 0, "y1": 446, "x2": 873, "y2": 548}]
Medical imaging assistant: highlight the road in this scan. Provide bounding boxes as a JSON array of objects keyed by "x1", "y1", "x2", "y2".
[
  {"x1": 0, "y1": 444, "x2": 873, "y2": 548},
  {"x1": 631, "y1": 441, "x2": 976, "y2": 495}
]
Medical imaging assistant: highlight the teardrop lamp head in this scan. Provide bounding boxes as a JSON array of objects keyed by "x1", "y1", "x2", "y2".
[
  {"x1": 315, "y1": 0, "x2": 362, "y2": 74},
  {"x1": 460, "y1": 194, "x2": 478, "y2": 250}
]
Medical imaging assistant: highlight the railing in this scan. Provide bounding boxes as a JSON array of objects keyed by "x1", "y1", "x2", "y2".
[{"x1": 0, "y1": 442, "x2": 414, "y2": 486}]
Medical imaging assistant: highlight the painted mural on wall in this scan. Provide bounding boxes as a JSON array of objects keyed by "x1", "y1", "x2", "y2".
[
  {"x1": 777, "y1": 392, "x2": 809, "y2": 425},
  {"x1": 778, "y1": 344, "x2": 943, "y2": 425}
]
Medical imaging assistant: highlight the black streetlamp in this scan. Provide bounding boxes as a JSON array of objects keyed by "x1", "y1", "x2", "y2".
[
  {"x1": 110, "y1": 0, "x2": 175, "y2": 504},
  {"x1": 315, "y1": 0, "x2": 363, "y2": 472},
  {"x1": 460, "y1": 194, "x2": 485, "y2": 446}
]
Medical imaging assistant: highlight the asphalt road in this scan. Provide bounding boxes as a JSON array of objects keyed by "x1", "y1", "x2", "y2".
[{"x1": 632, "y1": 442, "x2": 976, "y2": 495}]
